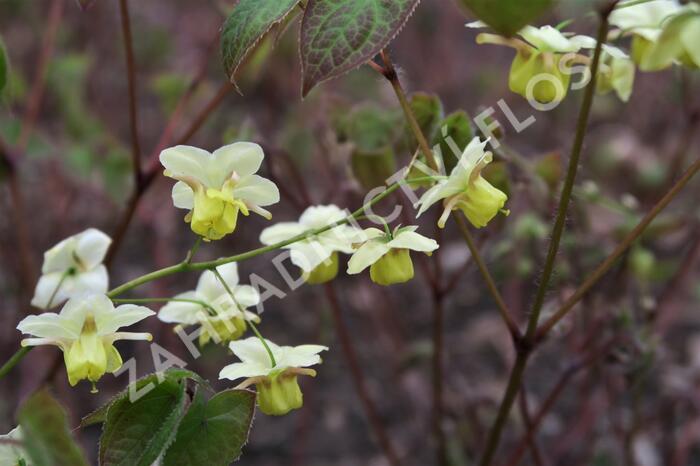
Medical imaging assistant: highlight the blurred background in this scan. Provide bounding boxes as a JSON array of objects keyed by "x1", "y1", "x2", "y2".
[{"x1": 1, "y1": 0, "x2": 700, "y2": 465}]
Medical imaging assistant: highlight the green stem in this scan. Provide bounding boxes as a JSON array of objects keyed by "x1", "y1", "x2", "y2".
[
  {"x1": 111, "y1": 297, "x2": 217, "y2": 316},
  {"x1": 454, "y1": 215, "x2": 520, "y2": 340},
  {"x1": 478, "y1": 8, "x2": 614, "y2": 466},
  {"x1": 523, "y1": 11, "x2": 611, "y2": 341},
  {"x1": 0, "y1": 176, "x2": 429, "y2": 379},
  {"x1": 184, "y1": 237, "x2": 202, "y2": 264},
  {"x1": 210, "y1": 267, "x2": 276, "y2": 367},
  {"x1": 47, "y1": 270, "x2": 71, "y2": 309},
  {"x1": 0, "y1": 347, "x2": 31, "y2": 379},
  {"x1": 107, "y1": 180, "x2": 406, "y2": 298},
  {"x1": 379, "y1": 51, "x2": 439, "y2": 172}
]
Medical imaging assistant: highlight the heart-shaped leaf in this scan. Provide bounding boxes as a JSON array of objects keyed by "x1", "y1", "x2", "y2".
[
  {"x1": 18, "y1": 389, "x2": 89, "y2": 466},
  {"x1": 300, "y1": 0, "x2": 421, "y2": 96},
  {"x1": 99, "y1": 377, "x2": 188, "y2": 466},
  {"x1": 458, "y1": 0, "x2": 556, "y2": 36},
  {"x1": 162, "y1": 389, "x2": 256, "y2": 466},
  {"x1": 221, "y1": 0, "x2": 300, "y2": 90}
]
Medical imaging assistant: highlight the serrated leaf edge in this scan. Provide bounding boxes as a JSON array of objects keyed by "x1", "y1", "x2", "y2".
[
  {"x1": 221, "y1": 0, "x2": 300, "y2": 93},
  {"x1": 299, "y1": 0, "x2": 422, "y2": 97}
]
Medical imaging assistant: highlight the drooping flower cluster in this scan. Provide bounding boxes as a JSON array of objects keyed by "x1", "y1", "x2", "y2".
[
  {"x1": 17, "y1": 294, "x2": 153, "y2": 389},
  {"x1": 13, "y1": 134, "x2": 510, "y2": 412},
  {"x1": 468, "y1": 22, "x2": 607, "y2": 103},
  {"x1": 468, "y1": 1, "x2": 700, "y2": 105},
  {"x1": 157, "y1": 263, "x2": 260, "y2": 346}
]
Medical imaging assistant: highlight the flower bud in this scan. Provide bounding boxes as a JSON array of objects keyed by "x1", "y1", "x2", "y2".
[
  {"x1": 509, "y1": 52, "x2": 570, "y2": 104},
  {"x1": 369, "y1": 249, "x2": 414, "y2": 286},
  {"x1": 256, "y1": 373, "x2": 304, "y2": 416},
  {"x1": 629, "y1": 247, "x2": 655, "y2": 282},
  {"x1": 303, "y1": 252, "x2": 339, "y2": 285}
]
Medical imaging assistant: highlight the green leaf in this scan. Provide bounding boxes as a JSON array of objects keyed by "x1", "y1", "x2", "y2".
[
  {"x1": 81, "y1": 369, "x2": 210, "y2": 429},
  {"x1": 98, "y1": 377, "x2": 188, "y2": 466},
  {"x1": 300, "y1": 0, "x2": 421, "y2": 96},
  {"x1": 432, "y1": 110, "x2": 473, "y2": 174},
  {"x1": 458, "y1": 0, "x2": 555, "y2": 37},
  {"x1": 162, "y1": 389, "x2": 256, "y2": 466},
  {"x1": 0, "y1": 37, "x2": 8, "y2": 96},
  {"x1": 221, "y1": 0, "x2": 300, "y2": 89},
  {"x1": 18, "y1": 389, "x2": 89, "y2": 466}
]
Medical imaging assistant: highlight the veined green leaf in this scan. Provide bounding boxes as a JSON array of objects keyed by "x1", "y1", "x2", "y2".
[
  {"x1": 221, "y1": 0, "x2": 300, "y2": 90},
  {"x1": 99, "y1": 377, "x2": 188, "y2": 466},
  {"x1": 300, "y1": 0, "x2": 421, "y2": 96},
  {"x1": 162, "y1": 389, "x2": 256, "y2": 466}
]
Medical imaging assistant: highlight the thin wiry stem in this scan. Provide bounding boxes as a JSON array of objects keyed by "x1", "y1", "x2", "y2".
[
  {"x1": 106, "y1": 81, "x2": 235, "y2": 266},
  {"x1": 18, "y1": 0, "x2": 65, "y2": 150},
  {"x1": 454, "y1": 215, "x2": 521, "y2": 340},
  {"x1": 106, "y1": 179, "x2": 413, "y2": 297},
  {"x1": 323, "y1": 283, "x2": 401, "y2": 466},
  {"x1": 478, "y1": 5, "x2": 616, "y2": 464},
  {"x1": 378, "y1": 51, "x2": 438, "y2": 171},
  {"x1": 524, "y1": 13, "x2": 612, "y2": 341},
  {"x1": 210, "y1": 267, "x2": 276, "y2": 367},
  {"x1": 118, "y1": 0, "x2": 143, "y2": 186},
  {"x1": 536, "y1": 155, "x2": 700, "y2": 340}
]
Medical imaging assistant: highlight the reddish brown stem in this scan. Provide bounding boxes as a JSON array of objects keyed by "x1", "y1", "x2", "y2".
[
  {"x1": 118, "y1": 0, "x2": 143, "y2": 188},
  {"x1": 0, "y1": 138, "x2": 36, "y2": 300},
  {"x1": 323, "y1": 283, "x2": 401, "y2": 466},
  {"x1": 107, "y1": 81, "x2": 235, "y2": 265},
  {"x1": 18, "y1": 0, "x2": 65, "y2": 150}
]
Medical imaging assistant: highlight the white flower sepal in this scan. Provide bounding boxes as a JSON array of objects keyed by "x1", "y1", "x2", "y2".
[
  {"x1": 31, "y1": 228, "x2": 111, "y2": 310},
  {"x1": 157, "y1": 263, "x2": 260, "y2": 346},
  {"x1": 160, "y1": 142, "x2": 280, "y2": 241},
  {"x1": 219, "y1": 337, "x2": 327, "y2": 416},
  {"x1": 17, "y1": 294, "x2": 153, "y2": 389},
  {"x1": 415, "y1": 137, "x2": 508, "y2": 229},
  {"x1": 259, "y1": 205, "x2": 361, "y2": 284},
  {"x1": 347, "y1": 226, "x2": 439, "y2": 286},
  {"x1": 0, "y1": 427, "x2": 26, "y2": 466}
]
